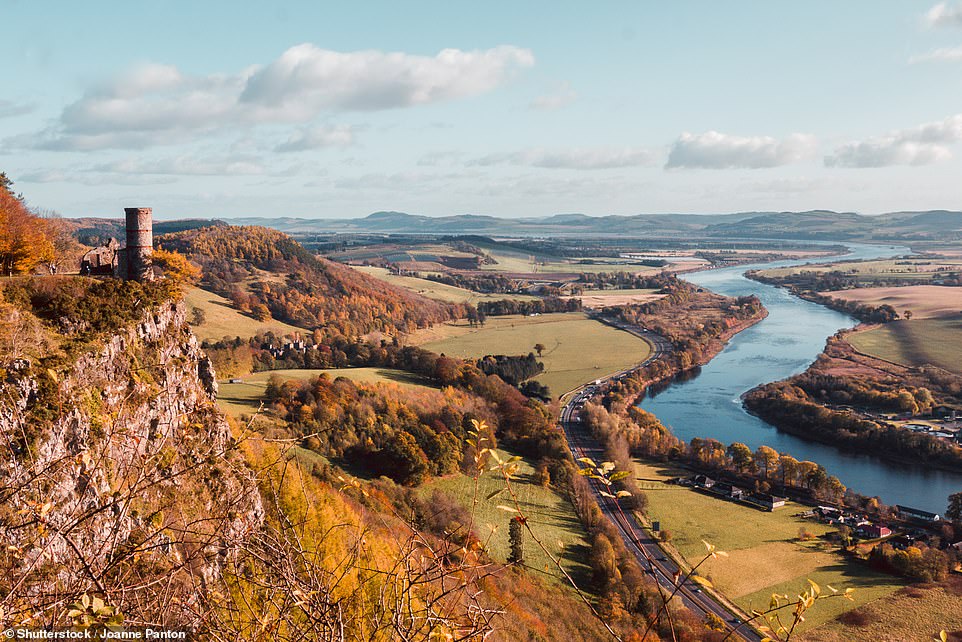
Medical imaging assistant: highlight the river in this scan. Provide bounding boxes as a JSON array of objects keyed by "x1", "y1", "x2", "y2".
[{"x1": 639, "y1": 242, "x2": 962, "y2": 513}]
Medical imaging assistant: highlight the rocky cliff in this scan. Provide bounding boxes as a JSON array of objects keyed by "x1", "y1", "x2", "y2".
[{"x1": 0, "y1": 299, "x2": 263, "y2": 629}]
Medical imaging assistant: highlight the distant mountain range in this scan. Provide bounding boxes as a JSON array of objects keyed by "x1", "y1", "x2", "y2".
[
  {"x1": 69, "y1": 209, "x2": 962, "y2": 242},
  {"x1": 221, "y1": 209, "x2": 962, "y2": 241}
]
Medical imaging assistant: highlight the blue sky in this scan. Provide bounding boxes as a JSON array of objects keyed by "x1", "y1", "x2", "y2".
[{"x1": 3, "y1": 1, "x2": 962, "y2": 219}]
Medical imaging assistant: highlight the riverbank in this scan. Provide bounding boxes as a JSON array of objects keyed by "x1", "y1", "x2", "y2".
[
  {"x1": 742, "y1": 329, "x2": 962, "y2": 475},
  {"x1": 635, "y1": 243, "x2": 962, "y2": 513}
]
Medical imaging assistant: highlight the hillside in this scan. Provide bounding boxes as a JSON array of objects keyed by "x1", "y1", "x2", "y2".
[
  {"x1": 0, "y1": 277, "x2": 658, "y2": 639},
  {"x1": 222, "y1": 209, "x2": 962, "y2": 241},
  {"x1": 158, "y1": 225, "x2": 459, "y2": 337}
]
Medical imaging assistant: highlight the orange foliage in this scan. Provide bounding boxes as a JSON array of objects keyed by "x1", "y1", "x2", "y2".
[{"x1": 0, "y1": 189, "x2": 55, "y2": 275}]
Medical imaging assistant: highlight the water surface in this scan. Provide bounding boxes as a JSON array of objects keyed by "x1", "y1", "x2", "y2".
[{"x1": 639, "y1": 243, "x2": 962, "y2": 513}]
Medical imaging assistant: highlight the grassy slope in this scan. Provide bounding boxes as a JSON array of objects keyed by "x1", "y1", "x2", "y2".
[
  {"x1": 634, "y1": 460, "x2": 904, "y2": 633},
  {"x1": 217, "y1": 367, "x2": 434, "y2": 417},
  {"x1": 423, "y1": 450, "x2": 592, "y2": 585},
  {"x1": 184, "y1": 286, "x2": 307, "y2": 341},
  {"x1": 350, "y1": 266, "x2": 537, "y2": 304},
  {"x1": 822, "y1": 285, "x2": 962, "y2": 319},
  {"x1": 799, "y1": 577, "x2": 962, "y2": 642},
  {"x1": 848, "y1": 318, "x2": 962, "y2": 375},
  {"x1": 416, "y1": 313, "x2": 652, "y2": 395}
]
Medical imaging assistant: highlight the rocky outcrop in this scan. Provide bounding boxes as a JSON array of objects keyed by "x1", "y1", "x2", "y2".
[{"x1": 0, "y1": 300, "x2": 262, "y2": 627}]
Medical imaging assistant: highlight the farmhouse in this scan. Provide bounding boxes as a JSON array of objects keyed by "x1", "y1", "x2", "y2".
[
  {"x1": 746, "y1": 492, "x2": 787, "y2": 511},
  {"x1": 710, "y1": 482, "x2": 745, "y2": 500},
  {"x1": 692, "y1": 475, "x2": 715, "y2": 489},
  {"x1": 896, "y1": 505, "x2": 941, "y2": 523},
  {"x1": 856, "y1": 523, "x2": 892, "y2": 539}
]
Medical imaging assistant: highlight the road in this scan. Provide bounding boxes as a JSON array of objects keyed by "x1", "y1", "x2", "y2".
[{"x1": 559, "y1": 323, "x2": 763, "y2": 641}]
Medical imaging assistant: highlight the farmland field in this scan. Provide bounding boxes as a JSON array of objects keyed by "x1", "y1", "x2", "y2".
[
  {"x1": 758, "y1": 257, "x2": 962, "y2": 283},
  {"x1": 217, "y1": 367, "x2": 434, "y2": 416},
  {"x1": 185, "y1": 287, "x2": 306, "y2": 342},
  {"x1": 799, "y1": 576, "x2": 962, "y2": 642},
  {"x1": 477, "y1": 245, "x2": 672, "y2": 275},
  {"x1": 350, "y1": 265, "x2": 537, "y2": 304},
  {"x1": 634, "y1": 460, "x2": 904, "y2": 633},
  {"x1": 565, "y1": 288, "x2": 664, "y2": 309},
  {"x1": 821, "y1": 285, "x2": 962, "y2": 319},
  {"x1": 415, "y1": 312, "x2": 653, "y2": 395},
  {"x1": 847, "y1": 318, "x2": 962, "y2": 374},
  {"x1": 423, "y1": 450, "x2": 591, "y2": 584}
]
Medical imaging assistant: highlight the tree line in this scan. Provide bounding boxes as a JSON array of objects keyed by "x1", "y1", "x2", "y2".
[{"x1": 159, "y1": 226, "x2": 461, "y2": 339}]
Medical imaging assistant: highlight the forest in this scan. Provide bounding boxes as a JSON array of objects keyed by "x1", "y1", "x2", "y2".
[{"x1": 159, "y1": 226, "x2": 460, "y2": 338}]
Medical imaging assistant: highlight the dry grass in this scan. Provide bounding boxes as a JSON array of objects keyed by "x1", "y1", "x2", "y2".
[
  {"x1": 414, "y1": 313, "x2": 652, "y2": 395},
  {"x1": 478, "y1": 248, "x2": 665, "y2": 275},
  {"x1": 848, "y1": 317, "x2": 962, "y2": 374},
  {"x1": 216, "y1": 367, "x2": 434, "y2": 417},
  {"x1": 184, "y1": 287, "x2": 306, "y2": 342},
  {"x1": 822, "y1": 285, "x2": 962, "y2": 319},
  {"x1": 564, "y1": 289, "x2": 664, "y2": 309},
  {"x1": 799, "y1": 576, "x2": 962, "y2": 642},
  {"x1": 350, "y1": 266, "x2": 537, "y2": 304},
  {"x1": 634, "y1": 460, "x2": 904, "y2": 634},
  {"x1": 760, "y1": 258, "x2": 962, "y2": 282},
  {"x1": 423, "y1": 450, "x2": 592, "y2": 584}
]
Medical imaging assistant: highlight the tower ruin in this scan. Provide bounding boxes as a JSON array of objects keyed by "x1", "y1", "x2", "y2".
[{"x1": 123, "y1": 207, "x2": 153, "y2": 281}]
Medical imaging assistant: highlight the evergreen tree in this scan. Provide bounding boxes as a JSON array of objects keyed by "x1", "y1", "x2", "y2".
[{"x1": 508, "y1": 517, "x2": 524, "y2": 565}]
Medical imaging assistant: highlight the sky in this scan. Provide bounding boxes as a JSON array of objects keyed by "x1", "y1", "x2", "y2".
[{"x1": 3, "y1": 1, "x2": 962, "y2": 220}]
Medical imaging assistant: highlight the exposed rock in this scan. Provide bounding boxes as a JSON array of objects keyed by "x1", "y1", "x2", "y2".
[{"x1": 0, "y1": 299, "x2": 263, "y2": 627}]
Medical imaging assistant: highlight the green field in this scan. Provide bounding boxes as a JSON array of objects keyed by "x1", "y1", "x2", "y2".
[
  {"x1": 758, "y1": 257, "x2": 962, "y2": 283},
  {"x1": 635, "y1": 461, "x2": 904, "y2": 633},
  {"x1": 217, "y1": 367, "x2": 434, "y2": 416},
  {"x1": 423, "y1": 450, "x2": 591, "y2": 584},
  {"x1": 480, "y1": 247, "x2": 664, "y2": 275},
  {"x1": 184, "y1": 287, "x2": 306, "y2": 342},
  {"x1": 848, "y1": 318, "x2": 962, "y2": 374},
  {"x1": 418, "y1": 313, "x2": 653, "y2": 395},
  {"x1": 350, "y1": 266, "x2": 537, "y2": 304}
]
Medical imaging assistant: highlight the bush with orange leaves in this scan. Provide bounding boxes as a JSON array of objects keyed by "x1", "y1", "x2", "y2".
[{"x1": 0, "y1": 188, "x2": 55, "y2": 276}]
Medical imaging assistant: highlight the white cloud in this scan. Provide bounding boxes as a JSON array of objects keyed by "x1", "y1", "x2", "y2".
[
  {"x1": 909, "y1": 45, "x2": 962, "y2": 63},
  {"x1": 9, "y1": 44, "x2": 534, "y2": 151},
  {"x1": 665, "y1": 131, "x2": 817, "y2": 169},
  {"x1": 241, "y1": 44, "x2": 534, "y2": 112},
  {"x1": 18, "y1": 169, "x2": 178, "y2": 185},
  {"x1": 93, "y1": 156, "x2": 269, "y2": 176},
  {"x1": 825, "y1": 114, "x2": 962, "y2": 167},
  {"x1": 274, "y1": 125, "x2": 355, "y2": 152},
  {"x1": 925, "y1": 2, "x2": 962, "y2": 27},
  {"x1": 471, "y1": 146, "x2": 655, "y2": 170},
  {"x1": 529, "y1": 81, "x2": 578, "y2": 111},
  {"x1": 417, "y1": 150, "x2": 465, "y2": 167},
  {"x1": 0, "y1": 100, "x2": 35, "y2": 119}
]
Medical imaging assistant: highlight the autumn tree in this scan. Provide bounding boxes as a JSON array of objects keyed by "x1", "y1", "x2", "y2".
[
  {"x1": 534, "y1": 342, "x2": 546, "y2": 357},
  {"x1": 0, "y1": 188, "x2": 55, "y2": 275},
  {"x1": 152, "y1": 248, "x2": 201, "y2": 285},
  {"x1": 948, "y1": 491, "x2": 962, "y2": 522},
  {"x1": 508, "y1": 517, "x2": 524, "y2": 565},
  {"x1": 754, "y1": 445, "x2": 779, "y2": 479},
  {"x1": 727, "y1": 442, "x2": 753, "y2": 473}
]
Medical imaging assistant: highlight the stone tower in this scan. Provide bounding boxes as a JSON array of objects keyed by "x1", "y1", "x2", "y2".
[{"x1": 124, "y1": 207, "x2": 153, "y2": 281}]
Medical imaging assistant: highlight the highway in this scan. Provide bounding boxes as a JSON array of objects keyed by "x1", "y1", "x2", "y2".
[{"x1": 559, "y1": 322, "x2": 763, "y2": 641}]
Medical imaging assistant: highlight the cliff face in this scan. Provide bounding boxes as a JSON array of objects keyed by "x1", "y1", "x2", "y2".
[{"x1": 0, "y1": 300, "x2": 263, "y2": 627}]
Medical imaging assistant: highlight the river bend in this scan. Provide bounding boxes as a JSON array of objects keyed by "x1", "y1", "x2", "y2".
[{"x1": 639, "y1": 243, "x2": 962, "y2": 513}]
